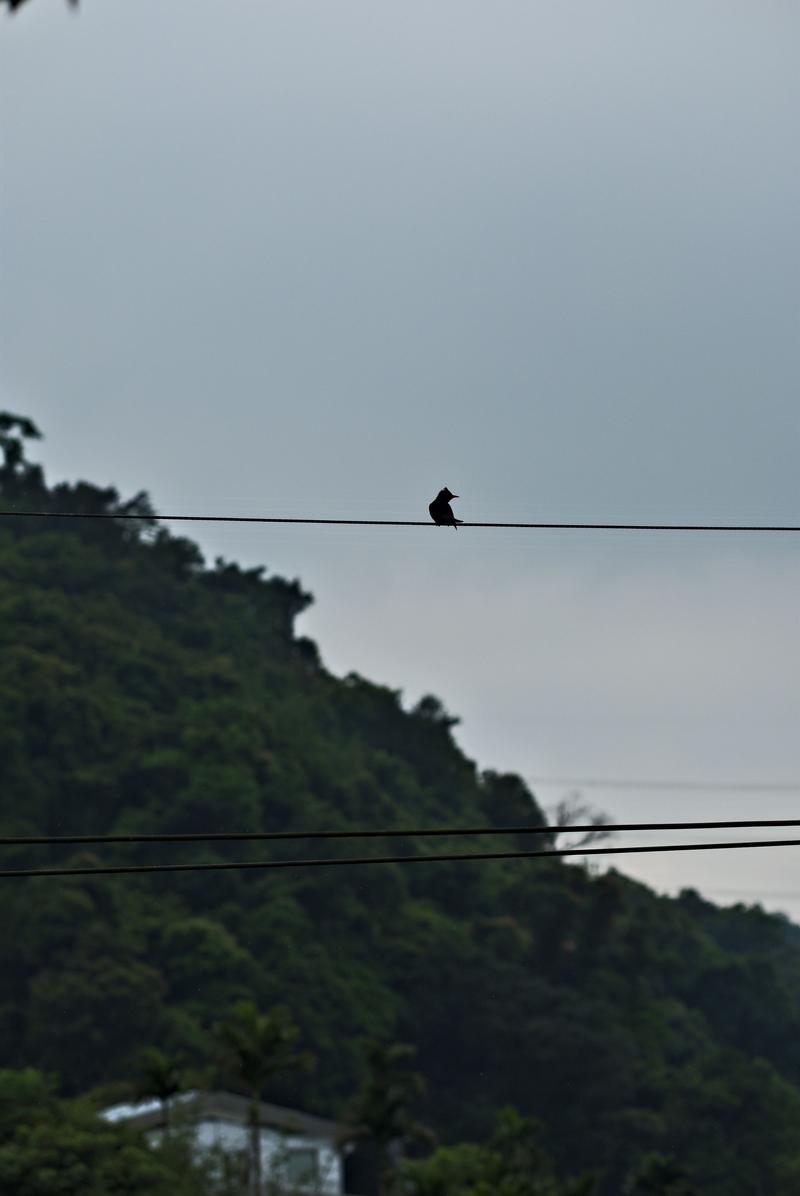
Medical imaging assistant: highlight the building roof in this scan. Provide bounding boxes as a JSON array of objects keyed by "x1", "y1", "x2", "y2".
[{"x1": 102, "y1": 1089, "x2": 354, "y2": 1143}]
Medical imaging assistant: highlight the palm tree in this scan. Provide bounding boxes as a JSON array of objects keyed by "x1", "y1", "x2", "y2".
[
  {"x1": 345, "y1": 1039, "x2": 434, "y2": 1196},
  {"x1": 215, "y1": 1000, "x2": 314, "y2": 1196},
  {"x1": 135, "y1": 1047, "x2": 186, "y2": 1135}
]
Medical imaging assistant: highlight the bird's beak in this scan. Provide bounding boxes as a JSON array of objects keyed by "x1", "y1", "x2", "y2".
[{"x1": 451, "y1": 494, "x2": 459, "y2": 498}]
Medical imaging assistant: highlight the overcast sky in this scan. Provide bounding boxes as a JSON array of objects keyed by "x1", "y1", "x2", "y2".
[{"x1": 2, "y1": 0, "x2": 799, "y2": 913}]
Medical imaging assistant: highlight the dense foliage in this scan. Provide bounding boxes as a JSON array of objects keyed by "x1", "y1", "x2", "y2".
[
  {"x1": 0, "y1": 1068, "x2": 184, "y2": 1196},
  {"x1": 3, "y1": 414, "x2": 800, "y2": 1193}
]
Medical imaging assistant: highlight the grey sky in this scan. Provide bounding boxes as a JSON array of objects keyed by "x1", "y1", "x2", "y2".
[{"x1": 2, "y1": 0, "x2": 799, "y2": 912}]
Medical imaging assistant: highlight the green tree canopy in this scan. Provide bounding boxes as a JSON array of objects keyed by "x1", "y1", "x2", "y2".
[{"x1": 406, "y1": 1107, "x2": 594, "y2": 1196}]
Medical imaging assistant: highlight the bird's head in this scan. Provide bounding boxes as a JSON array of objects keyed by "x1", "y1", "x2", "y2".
[{"x1": 440, "y1": 487, "x2": 458, "y2": 501}]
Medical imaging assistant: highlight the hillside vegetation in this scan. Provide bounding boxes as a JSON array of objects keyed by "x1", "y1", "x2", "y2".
[{"x1": 2, "y1": 414, "x2": 800, "y2": 1194}]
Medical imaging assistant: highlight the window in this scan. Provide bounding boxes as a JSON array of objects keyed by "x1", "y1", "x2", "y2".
[{"x1": 284, "y1": 1147, "x2": 320, "y2": 1188}]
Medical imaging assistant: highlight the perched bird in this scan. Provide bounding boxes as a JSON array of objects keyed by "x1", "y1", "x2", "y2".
[{"x1": 429, "y1": 487, "x2": 462, "y2": 529}]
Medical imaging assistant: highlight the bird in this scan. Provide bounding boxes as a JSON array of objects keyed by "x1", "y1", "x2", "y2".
[{"x1": 429, "y1": 487, "x2": 462, "y2": 529}]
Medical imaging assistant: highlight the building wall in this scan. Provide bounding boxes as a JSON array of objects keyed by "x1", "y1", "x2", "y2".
[{"x1": 193, "y1": 1116, "x2": 343, "y2": 1194}]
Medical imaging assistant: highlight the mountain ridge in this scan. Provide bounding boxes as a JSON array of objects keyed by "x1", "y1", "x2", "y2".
[{"x1": 2, "y1": 414, "x2": 800, "y2": 1193}]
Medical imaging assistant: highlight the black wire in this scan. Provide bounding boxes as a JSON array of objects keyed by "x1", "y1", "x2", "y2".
[
  {"x1": 6, "y1": 817, "x2": 800, "y2": 848},
  {"x1": 4, "y1": 837, "x2": 800, "y2": 879},
  {"x1": 701, "y1": 886, "x2": 800, "y2": 901},
  {"x1": 3, "y1": 511, "x2": 800, "y2": 532},
  {"x1": 531, "y1": 779, "x2": 800, "y2": 791}
]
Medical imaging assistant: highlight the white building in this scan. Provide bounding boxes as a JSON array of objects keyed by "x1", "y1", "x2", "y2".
[{"x1": 102, "y1": 1089, "x2": 370, "y2": 1194}]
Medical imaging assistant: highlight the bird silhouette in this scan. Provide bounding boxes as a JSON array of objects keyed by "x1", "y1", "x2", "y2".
[{"x1": 429, "y1": 487, "x2": 462, "y2": 529}]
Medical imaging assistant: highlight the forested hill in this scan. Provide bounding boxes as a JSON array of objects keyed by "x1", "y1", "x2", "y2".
[{"x1": 3, "y1": 414, "x2": 800, "y2": 1194}]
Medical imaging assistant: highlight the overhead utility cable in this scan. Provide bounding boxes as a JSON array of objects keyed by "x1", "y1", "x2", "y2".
[
  {"x1": 529, "y1": 779, "x2": 800, "y2": 792},
  {"x1": 4, "y1": 836, "x2": 800, "y2": 879},
  {"x1": 6, "y1": 817, "x2": 800, "y2": 848},
  {"x1": 3, "y1": 510, "x2": 800, "y2": 533}
]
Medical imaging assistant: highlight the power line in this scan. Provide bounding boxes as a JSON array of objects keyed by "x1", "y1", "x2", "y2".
[
  {"x1": 7, "y1": 817, "x2": 800, "y2": 848},
  {"x1": 4, "y1": 836, "x2": 800, "y2": 879},
  {"x1": 530, "y1": 779, "x2": 800, "y2": 792},
  {"x1": 3, "y1": 510, "x2": 800, "y2": 533},
  {"x1": 700, "y1": 887, "x2": 800, "y2": 902}
]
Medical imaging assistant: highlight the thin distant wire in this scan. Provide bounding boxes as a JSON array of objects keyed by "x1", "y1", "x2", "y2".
[
  {"x1": 7, "y1": 817, "x2": 800, "y2": 848},
  {"x1": 700, "y1": 887, "x2": 800, "y2": 902},
  {"x1": 5, "y1": 837, "x2": 800, "y2": 879},
  {"x1": 530, "y1": 779, "x2": 800, "y2": 792},
  {"x1": 684, "y1": 885, "x2": 800, "y2": 899},
  {"x1": 3, "y1": 510, "x2": 800, "y2": 533}
]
